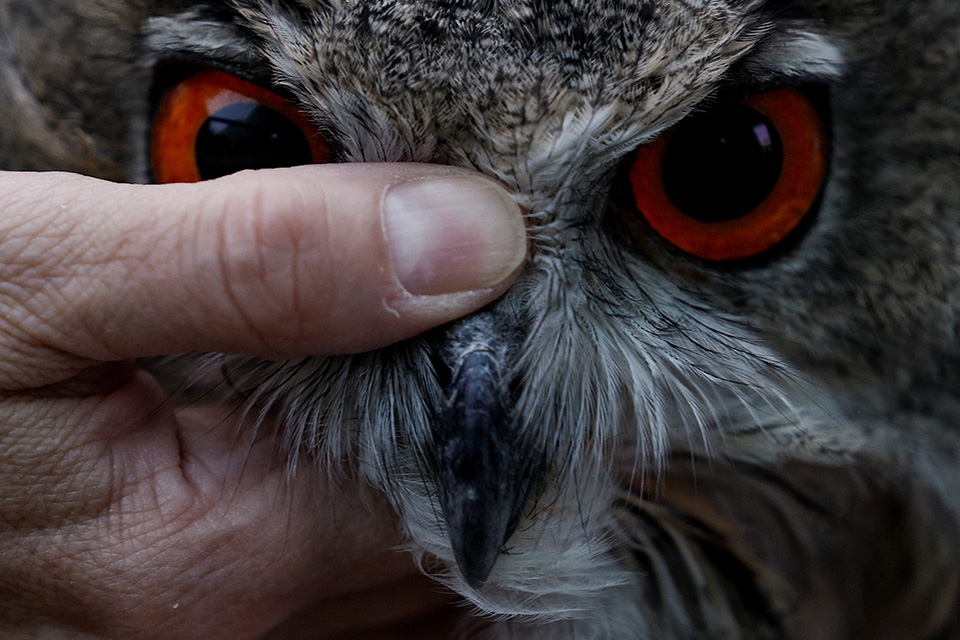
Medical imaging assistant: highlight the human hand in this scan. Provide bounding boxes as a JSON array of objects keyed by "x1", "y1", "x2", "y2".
[{"x1": 0, "y1": 165, "x2": 526, "y2": 639}]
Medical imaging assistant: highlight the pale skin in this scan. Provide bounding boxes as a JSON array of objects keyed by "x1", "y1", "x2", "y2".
[{"x1": 0, "y1": 164, "x2": 528, "y2": 639}]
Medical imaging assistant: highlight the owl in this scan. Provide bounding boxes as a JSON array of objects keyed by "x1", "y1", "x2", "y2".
[{"x1": 1, "y1": 0, "x2": 959, "y2": 638}]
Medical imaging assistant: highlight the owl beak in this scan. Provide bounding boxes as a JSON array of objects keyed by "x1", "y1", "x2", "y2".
[{"x1": 432, "y1": 347, "x2": 541, "y2": 589}]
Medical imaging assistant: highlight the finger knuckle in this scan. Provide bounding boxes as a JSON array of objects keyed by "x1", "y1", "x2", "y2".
[{"x1": 211, "y1": 171, "x2": 334, "y2": 349}]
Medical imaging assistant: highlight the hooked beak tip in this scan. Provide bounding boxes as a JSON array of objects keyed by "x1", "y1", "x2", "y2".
[
  {"x1": 436, "y1": 465, "x2": 519, "y2": 589},
  {"x1": 449, "y1": 508, "x2": 502, "y2": 589},
  {"x1": 432, "y1": 350, "x2": 538, "y2": 590}
]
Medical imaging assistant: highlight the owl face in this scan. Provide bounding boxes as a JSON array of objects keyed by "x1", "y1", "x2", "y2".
[
  {"x1": 4, "y1": 0, "x2": 960, "y2": 635},
  {"x1": 138, "y1": 0, "x2": 852, "y2": 608}
]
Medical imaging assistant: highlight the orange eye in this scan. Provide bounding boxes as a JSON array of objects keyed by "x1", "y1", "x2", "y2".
[
  {"x1": 151, "y1": 69, "x2": 331, "y2": 183},
  {"x1": 628, "y1": 88, "x2": 827, "y2": 261}
]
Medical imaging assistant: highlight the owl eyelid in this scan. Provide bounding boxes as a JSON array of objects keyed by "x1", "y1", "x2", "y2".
[
  {"x1": 720, "y1": 66, "x2": 836, "y2": 96},
  {"x1": 152, "y1": 58, "x2": 289, "y2": 105},
  {"x1": 707, "y1": 81, "x2": 831, "y2": 110}
]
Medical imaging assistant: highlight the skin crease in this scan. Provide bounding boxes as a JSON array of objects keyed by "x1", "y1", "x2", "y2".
[{"x1": 0, "y1": 165, "x2": 526, "y2": 639}]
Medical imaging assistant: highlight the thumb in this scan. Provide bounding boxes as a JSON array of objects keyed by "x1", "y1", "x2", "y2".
[{"x1": 0, "y1": 165, "x2": 527, "y2": 389}]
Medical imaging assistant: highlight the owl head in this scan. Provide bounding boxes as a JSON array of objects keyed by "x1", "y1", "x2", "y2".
[{"x1": 3, "y1": 0, "x2": 960, "y2": 635}]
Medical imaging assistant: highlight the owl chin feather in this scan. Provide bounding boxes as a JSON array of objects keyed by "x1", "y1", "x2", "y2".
[{"x1": 148, "y1": 264, "x2": 838, "y2": 637}]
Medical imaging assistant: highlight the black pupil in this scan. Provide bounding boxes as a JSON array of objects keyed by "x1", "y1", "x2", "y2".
[
  {"x1": 195, "y1": 102, "x2": 313, "y2": 180},
  {"x1": 662, "y1": 104, "x2": 783, "y2": 223}
]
